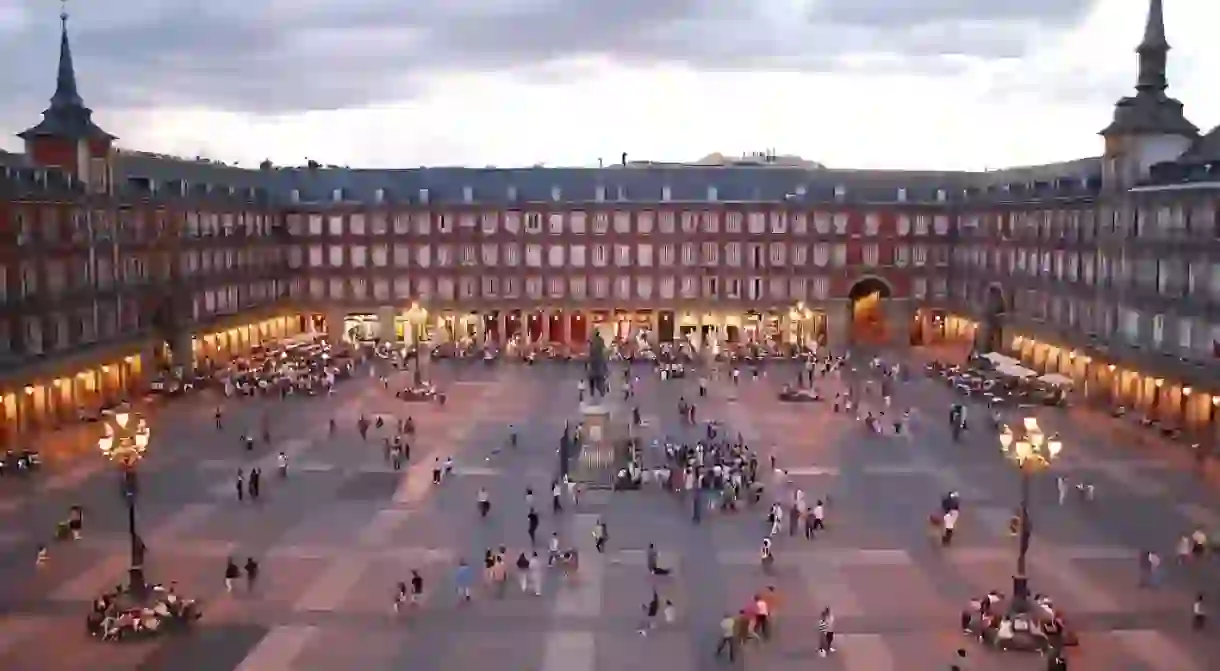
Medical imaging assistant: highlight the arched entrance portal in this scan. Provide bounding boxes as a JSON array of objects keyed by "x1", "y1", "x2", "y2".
[
  {"x1": 848, "y1": 277, "x2": 892, "y2": 345},
  {"x1": 980, "y1": 284, "x2": 1007, "y2": 353}
]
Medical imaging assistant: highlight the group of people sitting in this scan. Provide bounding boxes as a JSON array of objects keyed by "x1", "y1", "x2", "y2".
[
  {"x1": 86, "y1": 584, "x2": 202, "y2": 642},
  {"x1": 962, "y1": 590, "x2": 1073, "y2": 653}
]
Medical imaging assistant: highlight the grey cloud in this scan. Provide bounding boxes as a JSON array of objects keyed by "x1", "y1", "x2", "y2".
[{"x1": 0, "y1": 0, "x2": 1100, "y2": 121}]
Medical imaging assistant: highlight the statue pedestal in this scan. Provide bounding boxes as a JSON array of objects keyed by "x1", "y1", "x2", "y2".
[{"x1": 574, "y1": 401, "x2": 619, "y2": 488}]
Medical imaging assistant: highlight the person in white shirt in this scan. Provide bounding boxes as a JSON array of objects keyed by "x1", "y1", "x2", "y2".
[{"x1": 942, "y1": 509, "x2": 958, "y2": 546}]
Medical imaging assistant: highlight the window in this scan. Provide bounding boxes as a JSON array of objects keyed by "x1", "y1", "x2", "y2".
[
  {"x1": 701, "y1": 212, "x2": 719, "y2": 234},
  {"x1": 681, "y1": 243, "x2": 698, "y2": 266},
  {"x1": 658, "y1": 212, "x2": 675, "y2": 234},
  {"x1": 660, "y1": 276, "x2": 675, "y2": 300},
  {"x1": 548, "y1": 245, "x2": 565, "y2": 267},
  {"x1": 548, "y1": 213, "x2": 564, "y2": 235},
  {"x1": 701, "y1": 242, "x2": 719, "y2": 266},
  {"x1": 569, "y1": 244, "x2": 586, "y2": 267},
  {"x1": 615, "y1": 244, "x2": 632, "y2": 267},
  {"x1": 525, "y1": 213, "x2": 543, "y2": 234},
  {"x1": 726, "y1": 212, "x2": 743, "y2": 234},
  {"x1": 591, "y1": 244, "x2": 608, "y2": 267},
  {"x1": 896, "y1": 215, "x2": 911, "y2": 236},
  {"x1": 593, "y1": 213, "x2": 609, "y2": 235},
  {"x1": 864, "y1": 214, "x2": 880, "y2": 236},
  {"x1": 933, "y1": 215, "x2": 950, "y2": 235},
  {"x1": 768, "y1": 243, "x2": 786, "y2": 266},
  {"x1": 814, "y1": 213, "x2": 831, "y2": 234},
  {"x1": 481, "y1": 244, "x2": 498, "y2": 266},
  {"x1": 637, "y1": 211, "x2": 654, "y2": 234},
  {"x1": 725, "y1": 242, "x2": 741, "y2": 267},
  {"x1": 349, "y1": 214, "x2": 366, "y2": 235},
  {"x1": 637, "y1": 244, "x2": 653, "y2": 267},
  {"x1": 659, "y1": 244, "x2": 675, "y2": 266},
  {"x1": 481, "y1": 212, "x2": 499, "y2": 234},
  {"x1": 414, "y1": 213, "x2": 431, "y2": 235},
  {"x1": 615, "y1": 276, "x2": 632, "y2": 299},
  {"x1": 862, "y1": 244, "x2": 879, "y2": 267},
  {"x1": 569, "y1": 212, "x2": 586, "y2": 234},
  {"x1": 614, "y1": 212, "x2": 632, "y2": 234},
  {"x1": 681, "y1": 212, "x2": 698, "y2": 233},
  {"x1": 747, "y1": 213, "x2": 765, "y2": 234},
  {"x1": 504, "y1": 212, "x2": 521, "y2": 233},
  {"x1": 525, "y1": 244, "x2": 543, "y2": 267},
  {"x1": 769, "y1": 212, "x2": 787, "y2": 234}
]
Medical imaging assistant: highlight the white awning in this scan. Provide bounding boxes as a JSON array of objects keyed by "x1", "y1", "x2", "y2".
[
  {"x1": 1039, "y1": 373, "x2": 1074, "y2": 387},
  {"x1": 997, "y1": 362, "x2": 1037, "y2": 378}
]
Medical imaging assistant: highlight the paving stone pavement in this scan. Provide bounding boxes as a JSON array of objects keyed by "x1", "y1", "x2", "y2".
[{"x1": 0, "y1": 354, "x2": 1218, "y2": 670}]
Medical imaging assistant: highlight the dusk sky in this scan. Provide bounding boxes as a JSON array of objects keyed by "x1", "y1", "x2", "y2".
[{"x1": 1, "y1": 0, "x2": 1216, "y2": 170}]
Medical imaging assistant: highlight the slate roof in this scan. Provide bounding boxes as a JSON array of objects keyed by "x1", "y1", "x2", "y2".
[{"x1": 100, "y1": 154, "x2": 1104, "y2": 207}]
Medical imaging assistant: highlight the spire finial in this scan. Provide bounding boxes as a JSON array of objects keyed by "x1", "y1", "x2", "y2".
[
  {"x1": 50, "y1": 0, "x2": 82, "y2": 109},
  {"x1": 1135, "y1": 0, "x2": 1169, "y2": 93}
]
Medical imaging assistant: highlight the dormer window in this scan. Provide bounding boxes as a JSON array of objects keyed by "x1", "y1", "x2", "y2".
[
  {"x1": 896, "y1": 187, "x2": 907, "y2": 202},
  {"x1": 595, "y1": 185, "x2": 606, "y2": 202},
  {"x1": 935, "y1": 189, "x2": 946, "y2": 202},
  {"x1": 707, "y1": 186, "x2": 718, "y2": 201},
  {"x1": 833, "y1": 184, "x2": 846, "y2": 201},
  {"x1": 332, "y1": 188, "x2": 343, "y2": 202},
  {"x1": 551, "y1": 185, "x2": 562, "y2": 201},
  {"x1": 290, "y1": 188, "x2": 300, "y2": 203},
  {"x1": 374, "y1": 188, "x2": 385, "y2": 203},
  {"x1": 418, "y1": 188, "x2": 430, "y2": 204},
  {"x1": 617, "y1": 186, "x2": 626, "y2": 201},
  {"x1": 463, "y1": 186, "x2": 473, "y2": 203},
  {"x1": 795, "y1": 185, "x2": 806, "y2": 197},
  {"x1": 661, "y1": 185, "x2": 672, "y2": 201},
  {"x1": 507, "y1": 185, "x2": 518, "y2": 201}
]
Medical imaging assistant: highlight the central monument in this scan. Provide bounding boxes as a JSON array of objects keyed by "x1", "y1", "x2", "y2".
[{"x1": 586, "y1": 330, "x2": 609, "y2": 397}]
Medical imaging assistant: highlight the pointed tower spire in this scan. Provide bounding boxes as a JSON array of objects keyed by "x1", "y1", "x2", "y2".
[
  {"x1": 17, "y1": 1, "x2": 115, "y2": 143},
  {"x1": 1100, "y1": 0, "x2": 1195, "y2": 139},
  {"x1": 51, "y1": 4, "x2": 84, "y2": 109},
  {"x1": 1135, "y1": 0, "x2": 1169, "y2": 93}
]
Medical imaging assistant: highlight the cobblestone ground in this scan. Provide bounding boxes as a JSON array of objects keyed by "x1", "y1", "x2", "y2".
[{"x1": 0, "y1": 349, "x2": 1217, "y2": 670}]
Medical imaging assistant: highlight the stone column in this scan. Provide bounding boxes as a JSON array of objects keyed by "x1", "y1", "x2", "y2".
[
  {"x1": 497, "y1": 312, "x2": 507, "y2": 345},
  {"x1": 562, "y1": 312, "x2": 572, "y2": 346},
  {"x1": 325, "y1": 308, "x2": 346, "y2": 343},
  {"x1": 377, "y1": 306, "x2": 397, "y2": 343},
  {"x1": 826, "y1": 300, "x2": 850, "y2": 351},
  {"x1": 888, "y1": 299, "x2": 913, "y2": 348},
  {"x1": 542, "y1": 310, "x2": 552, "y2": 343}
]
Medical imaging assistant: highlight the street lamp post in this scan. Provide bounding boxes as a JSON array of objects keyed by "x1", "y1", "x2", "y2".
[
  {"x1": 998, "y1": 417, "x2": 1062, "y2": 612},
  {"x1": 97, "y1": 406, "x2": 151, "y2": 596},
  {"x1": 405, "y1": 303, "x2": 427, "y2": 387}
]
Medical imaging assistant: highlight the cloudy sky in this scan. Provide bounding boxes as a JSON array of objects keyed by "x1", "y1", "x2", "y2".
[{"x1": 1, "y1": 0, "x2": 1217, "y2": 170}]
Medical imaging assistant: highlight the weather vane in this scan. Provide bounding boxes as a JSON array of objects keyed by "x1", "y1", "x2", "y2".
[{"x1": 60, "y1": 0, "x2": 69, "y2": 22}]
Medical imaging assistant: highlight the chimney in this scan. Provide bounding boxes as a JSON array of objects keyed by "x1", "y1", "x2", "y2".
[{"x1": 621, "y1": 152, "x2": 627, "y2": 166}]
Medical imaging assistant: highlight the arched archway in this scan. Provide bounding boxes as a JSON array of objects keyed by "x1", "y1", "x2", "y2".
[
  {"x1": 980, "y1": 283, "x2": 1007, "y2": 353},
  {"x1": 847, "y1": 276, "x2": 893, "y2": 344}
]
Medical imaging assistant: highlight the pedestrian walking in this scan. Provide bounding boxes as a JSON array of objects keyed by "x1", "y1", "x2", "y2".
[
  {"x1": 244, "y1": 557, "x2": 259, "y2": 591},
  {"x1": 224, "y1": 558, "x2": 240, "y2": 592}
]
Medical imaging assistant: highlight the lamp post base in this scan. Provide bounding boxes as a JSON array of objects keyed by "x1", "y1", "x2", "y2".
[
  {"x1": 1010, "y1": 574, "x2": 1030, "y2": 612},
  {"x1": 128, "y1": 567, "x2": 148, "y2": 598}
]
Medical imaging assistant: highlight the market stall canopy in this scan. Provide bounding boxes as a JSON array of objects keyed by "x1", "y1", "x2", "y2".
[
  {"x1": 997, "y1": 362, "x2": 1037, "y2": 378},
  {"x1": 983, "y1": 352, "x2": 1024, "y2": 368},
  {"x1": 1039, "y1": 373, "x2": 1074, "y2": 387}
]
